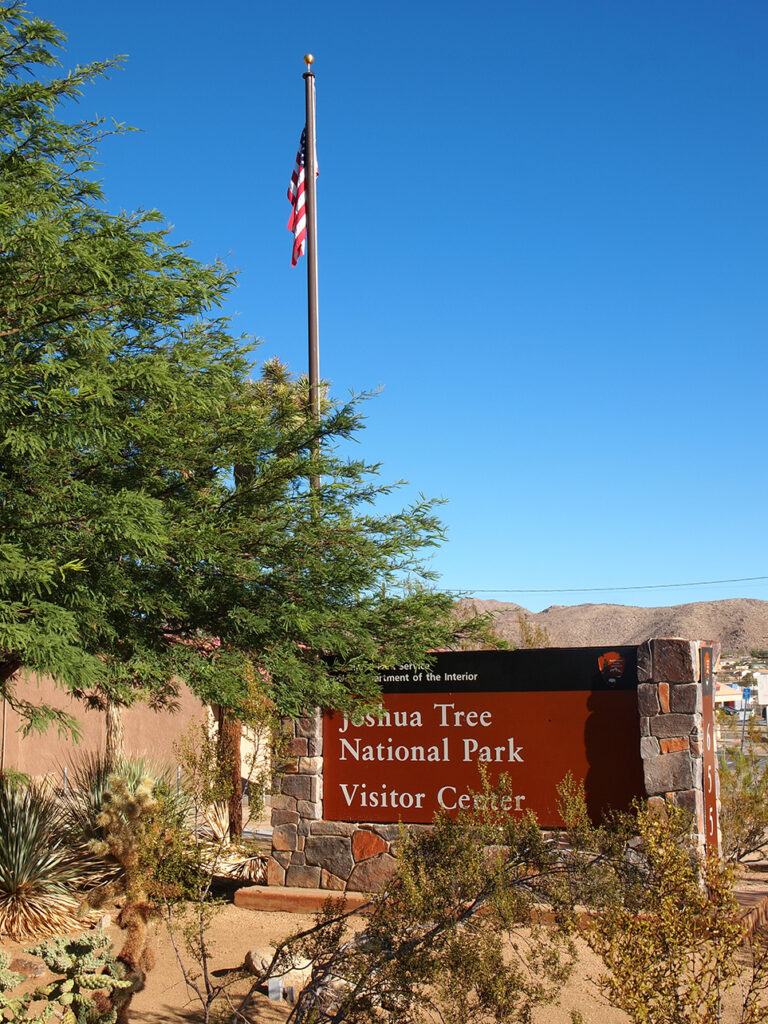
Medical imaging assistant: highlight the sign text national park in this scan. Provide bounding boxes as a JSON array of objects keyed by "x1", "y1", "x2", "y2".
[{"x1": 323, "y1": 648, "x2": 645, "y2": 826}]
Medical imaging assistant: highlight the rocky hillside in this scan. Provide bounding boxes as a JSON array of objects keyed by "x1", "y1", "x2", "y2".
[{"x1": 463, "y1": 598, "x2": 768, "y2": 655}]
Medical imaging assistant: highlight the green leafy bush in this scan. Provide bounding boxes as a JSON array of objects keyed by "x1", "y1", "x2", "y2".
[
  {"x1": 234, "y1": 773, "x2": 578, "y2": 1024},
  {"x1": 718, "y1": 735, "x2": 768, "y2": 861},
  {"x1": 557, "y1": 778, "x2": 768, "y2": 1024}
]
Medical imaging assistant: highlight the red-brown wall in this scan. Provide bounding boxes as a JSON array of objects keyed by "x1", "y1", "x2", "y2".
[{"x1": 1, "y1": 673, "x2": 207, "y2": 779}]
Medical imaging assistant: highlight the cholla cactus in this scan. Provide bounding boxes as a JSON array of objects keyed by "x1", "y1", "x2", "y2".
[
  {"x1": 30, "y1": 934, "x2": 131, "y2": 1024},
  {"x1": 89, "y1": 775, "x2": 157, "y2": 903},
  {"x1": 0, "y1": 951, "x2": 27, "y2": 1020},
  {"x1": 0, "y1": 950, "x2": 23, "y2": 988},
  {"x1": 0, "y1": 934, "x2": 132, "y2": 1024},
  {"x1": 27, "y1": 932, "x2": 116, "y2": 976}
]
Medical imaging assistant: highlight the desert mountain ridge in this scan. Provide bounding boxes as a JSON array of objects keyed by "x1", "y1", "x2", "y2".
[{"x1": 460, "y1": 597, "x2": 768, "y2": 655}]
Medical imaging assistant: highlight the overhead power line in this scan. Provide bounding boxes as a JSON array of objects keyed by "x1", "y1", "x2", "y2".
[{"x1": 446, "y1": 575, "x2": 768, "y2": 596}]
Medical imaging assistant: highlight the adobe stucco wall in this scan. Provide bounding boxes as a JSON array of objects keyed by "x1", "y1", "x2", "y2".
[{"x1": 1, "y1": 672, "x2": 208, "y2": 777}]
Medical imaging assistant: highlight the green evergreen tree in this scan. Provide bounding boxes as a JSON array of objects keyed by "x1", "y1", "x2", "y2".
[{"x1": 0, "y1": 2, "x2": 489, "y2": 738}]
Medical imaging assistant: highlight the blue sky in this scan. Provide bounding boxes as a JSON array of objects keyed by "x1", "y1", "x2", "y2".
[{"x1": 33, "y1": 1, "x2": 768, "y2": 611}]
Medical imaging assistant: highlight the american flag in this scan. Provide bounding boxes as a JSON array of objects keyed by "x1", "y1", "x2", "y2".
[{"x1": 287, "y1": 127, "x2": 317, "y2": 266}]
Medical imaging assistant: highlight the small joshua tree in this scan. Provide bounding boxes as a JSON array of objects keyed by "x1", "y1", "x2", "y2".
[
  {"x1": 87, "y1": 774, "x2": 160, "y2": 1023},
  {"x1": 89, "y1": 775, "x2": 157, "y2": 904}
]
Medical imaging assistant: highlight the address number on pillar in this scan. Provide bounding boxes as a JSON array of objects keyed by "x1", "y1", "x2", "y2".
[{"x1": 700, "y1": 647, "x2": 719, "y2": 855}]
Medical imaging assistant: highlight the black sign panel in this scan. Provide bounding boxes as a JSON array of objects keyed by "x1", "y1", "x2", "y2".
[{"x1": 376, "y1": 646, "x2": 639, "y2": 694}]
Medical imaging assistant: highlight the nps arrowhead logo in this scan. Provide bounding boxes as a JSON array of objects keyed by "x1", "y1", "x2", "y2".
[{"x1": 598, "y1": 650, "x2": 626, "y2": 685}]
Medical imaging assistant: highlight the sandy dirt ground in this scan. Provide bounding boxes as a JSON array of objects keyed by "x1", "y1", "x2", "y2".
[
  {"x1": 1, "y1": 900, "x2": 629, "y2": 1024},
  {"x1": 2, "y1": 895, "x2": 766, "y2": 1023}
]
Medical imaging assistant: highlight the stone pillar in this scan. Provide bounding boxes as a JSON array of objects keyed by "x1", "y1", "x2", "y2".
[
  {"x1": 268, "y1": 711, "x2": 398, "y2": 891},
  {"x1": 636, "y1": 637, "x2": 718, "y2": 849},
  {"x1": 268, "y1": 711, "x2": 324, "y2": 887}
]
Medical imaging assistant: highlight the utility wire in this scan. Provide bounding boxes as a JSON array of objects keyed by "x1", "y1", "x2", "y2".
[{"x1": 445, "y1": 575, "x2": 768, "y2": 596}]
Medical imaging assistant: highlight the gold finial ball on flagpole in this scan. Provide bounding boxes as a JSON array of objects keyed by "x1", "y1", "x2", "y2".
[{"x1": 304, "y1": 53, "x2": 314, "y2": 67}]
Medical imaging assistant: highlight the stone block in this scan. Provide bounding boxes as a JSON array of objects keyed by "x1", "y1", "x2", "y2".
[
  {"x1": 673, "y1": 789, "x2": 701, "y2": 818},
  {"x1": 305, "y1": 836, "x2": 354, "y2": 879},
  {"x1": 296, "y1": 713, "x2": 322, "y2": 739},
  {"x1": 298, "y1": 757, "x2": 323, "y2": 775},
  {"x1": 272, "y1": 824, "x2": 298, "y2": 852},
  {"x1": 297, "y1": 800, "x2": 322, "y2": 820},
  {"x1": 288, "y1": 736, "x2": 308, "y2": 757},
  {"x1": 652, "y1": 638, "x2": 698, "y2": 684},
  {"x1": 650, "y1": 713, "x2": 695, "y2": 739},
  {"x1": 271, "y1": 794, "x2": 298, "y2": 813},
  {"x1": 639, "y1": 717, "x2": 651, "y2": 737},
  {"x1": 353, "y1": 829, "x2": 389, "y2": 862},
  {"x1": 291, "y1": 851, "x2": 306, "y2": 866},
  {"x1": 669, "y1": 684, "x2": 700, "y2": 714},
  {"x1": 658, "y1": 683, "x2": 670, "y2": 714},
  {"x1": 372, "y1": 824, "x2": 403, "y2": 842},
  {"x1": 308, "y1": 736, "x2": 323, "y2": 756},
  {"x1": 643, "y1": 750, "x2": 694, "y2": 796},
  {"x1": 273, "y1": 850, "x2": 291, "y2": 869},
  {"x1": 347, "y1": 853, "x2": 397, "y2": 893},
  {"x1": 310, "y1": 821, "x2": 357, "y2": 836},
  {"x1": 321, "y1": 869, "x2": 346, "y2": 891},
  {"x1": 640, "y1": 736, "x2": 660, "y2": 759},
  {"x1": 296, "y1": 835, "x2": 305, "y2": 852},
  {"x1": 637, "y1": 641, "x2": 652, "y2": 683},
  {"x1": 659, "y1": 737, "x2": 688, "y2": 754},
  {"x1": 286, "y1": 864, "x2": 321, "y2": 888},
  {"x1": 637, "y1": 684, "x2": 659, "y2": 717},
  {"x1": 271, "y1": 809, "x2": 300, "y2": 826},
  {"x1": 689, "y1": 738, "x2": 703, "y2": 757},
  {"x1": 266, "y1": 857, "x2": 286, "y2": 886},
  {"x1": 281, "y1": 775, "x2": 312, "y2": 801},
  {"x1": 10, "y1": 957, "x2": 45, "y2": 978},
  {"x1": 646, "y1": 796, "x2": 666, "y2": 815}
]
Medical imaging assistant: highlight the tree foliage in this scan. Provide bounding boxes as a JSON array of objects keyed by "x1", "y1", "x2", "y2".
[
  {"x1": 0, "y1": 2, "x2": 490, "y2": 733},
  {"x1": 718, "y1": 727, "x2": 768, "y2": 862},
  {"x1": 230, "y1": 773, "x2": 580, "y2": 1024},
  {"x1": 557, "y1": 778, "x2": 768, "y2": 1024}
]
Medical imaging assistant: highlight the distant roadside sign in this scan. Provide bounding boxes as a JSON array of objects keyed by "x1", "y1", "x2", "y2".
[{"x1": 743, "y1": 687, "x2": 752, "y2": 702}]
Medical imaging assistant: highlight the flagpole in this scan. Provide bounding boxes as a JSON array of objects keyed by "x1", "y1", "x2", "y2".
[{"x1": 303, "y1": 55, "x2": 321, "y2": 485}]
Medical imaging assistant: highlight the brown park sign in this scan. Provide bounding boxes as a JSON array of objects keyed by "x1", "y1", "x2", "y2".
[{"x1": 323, "y1": 648, "x2": 646, "y2": 826}]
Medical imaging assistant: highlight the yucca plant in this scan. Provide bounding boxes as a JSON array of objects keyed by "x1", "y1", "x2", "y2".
[{"x1": 0, "y1": 779, "x2": 87, "y2": 939}]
